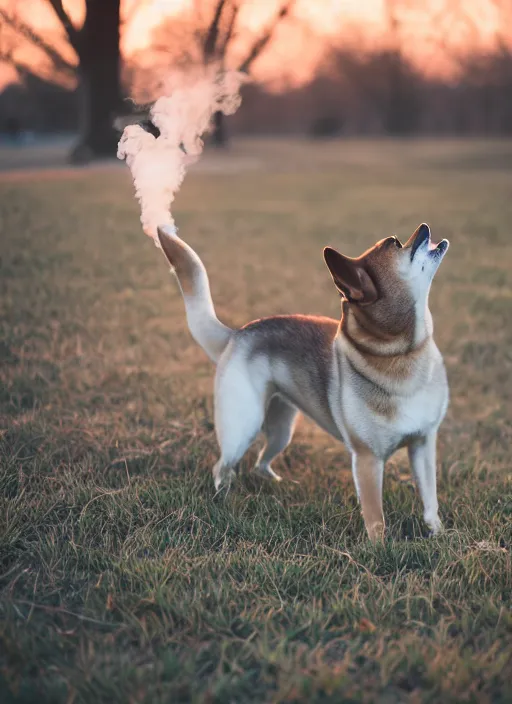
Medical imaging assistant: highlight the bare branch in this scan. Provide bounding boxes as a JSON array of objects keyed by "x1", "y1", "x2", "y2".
[
  {"x1": 238, "y1": 0, "x2": 295, "y2": 73},
  {"x1": 0, "y1": 51, "x2": 32, "y2": 79},
  {"x1": 203, "y1": 0, "x2": 228, "y2": 62},
  {"x1": 0, "y1": 8, "x2": 76, "y2": 77},
  {"x1": 46, "y1": 0, "x2": 82, "y2": 55},
  {"x1": 218, "y1": 1, "x2": 240, "y2": 57},
  {"x1": 0, "y1": 41, "x2": 71, "y2": 87}
]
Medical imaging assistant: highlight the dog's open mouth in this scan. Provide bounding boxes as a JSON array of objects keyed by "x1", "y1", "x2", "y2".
[{"x1": 410, "y1": 224, "x2": 449, "y2": 261}]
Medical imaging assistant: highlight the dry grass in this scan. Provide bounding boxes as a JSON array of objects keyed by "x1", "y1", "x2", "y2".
[{"x1": 0, "y1": 138, "x2": 511, "y2": 703}]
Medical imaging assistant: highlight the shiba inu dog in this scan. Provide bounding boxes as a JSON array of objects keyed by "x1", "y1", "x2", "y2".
[{"x1": 157, "y1": 223, "x2": 449, "y2": 541}]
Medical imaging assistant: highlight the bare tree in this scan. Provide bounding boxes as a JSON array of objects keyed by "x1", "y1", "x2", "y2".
[
  {"x1": 0, "y1": 0, "x2": 144, "y2": 160},
  {"x1": 149, "y1": 0, "x2": 297, "y2": 146},
  {"x1": 0, "y1": 3, "x2": 76, "y2": 85}
]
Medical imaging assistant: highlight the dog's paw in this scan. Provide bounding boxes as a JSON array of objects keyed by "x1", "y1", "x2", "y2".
[
  {"x1": 213, "y1": 463, "x2": 236, "y2": 492},
  {"x1": 253, "y1": 464, "x2": 282, "y2": 482},
  {"x1": 366, "y1": 521, "x2": 386, "y2": 543},
  {"x1": 425, "y1": 515, "x2": 444, "y2": 536}
]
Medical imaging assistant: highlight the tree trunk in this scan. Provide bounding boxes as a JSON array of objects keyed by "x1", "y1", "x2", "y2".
[
  {"x1": 71, "y1": 0, "x2": 122, "y2": 162},
  {"x1": 383, "y1": 50, "x2": 419, "y2": 135},
  {"x1": 211, "y1": 110, "x2": 227, "y2": 148}
]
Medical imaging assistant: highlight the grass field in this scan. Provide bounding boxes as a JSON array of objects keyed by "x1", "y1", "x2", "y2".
[{"x1": 0, "y1": 139, "x2": 511, "y2": 703}]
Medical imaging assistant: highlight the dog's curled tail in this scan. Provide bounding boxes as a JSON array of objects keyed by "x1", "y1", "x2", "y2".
[{"x1": 157, "y1": 225, "x2": 232, "y2": 363}]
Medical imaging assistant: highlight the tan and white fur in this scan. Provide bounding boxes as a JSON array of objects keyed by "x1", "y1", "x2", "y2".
[{"x1": 156, "y1": 223, "x2": 449, "y2": 542}]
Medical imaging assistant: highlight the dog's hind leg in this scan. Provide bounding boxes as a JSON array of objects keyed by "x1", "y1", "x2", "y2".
[
  {"x1": 212, "y1": 355, "x2": 267, "y2": 491},
  {"x1": 254, "y1": 396, "x2": 298, "y2": 481}
]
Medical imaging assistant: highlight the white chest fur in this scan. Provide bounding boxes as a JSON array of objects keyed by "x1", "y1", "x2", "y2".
[{"x1": 334, "y1": 351, "x2": 449, "y2": 460}]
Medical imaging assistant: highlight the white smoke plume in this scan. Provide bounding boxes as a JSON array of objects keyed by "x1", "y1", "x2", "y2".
[{"x1": 117, "y1": 68, "x2": 247, "y2": 244}]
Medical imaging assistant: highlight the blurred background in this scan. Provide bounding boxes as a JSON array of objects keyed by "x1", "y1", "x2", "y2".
[{"x1": 1, "y1": 0, "x2": 512, "y2": 162}]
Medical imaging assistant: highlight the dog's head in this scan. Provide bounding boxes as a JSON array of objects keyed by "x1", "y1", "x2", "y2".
[{"x1": 324, "y1": 224, "x2": 449, "y2": 336}]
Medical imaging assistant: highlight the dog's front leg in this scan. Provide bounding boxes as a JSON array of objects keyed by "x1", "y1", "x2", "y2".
[
  {"x1": 408, "y1": 433, "x2": 443, "y2": 535},
  {"x1": 351, "y1": 452, "x2": 385, "y2": 542}
]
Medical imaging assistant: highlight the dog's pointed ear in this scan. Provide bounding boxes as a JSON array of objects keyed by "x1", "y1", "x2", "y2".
[{"x1": 323, "y1": 247, "x2": 378, "y2": 304}]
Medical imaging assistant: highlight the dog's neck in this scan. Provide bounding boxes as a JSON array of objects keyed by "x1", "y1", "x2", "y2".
[{"x1": 340, "y1": 299, "x2": 432, "y2": 358}]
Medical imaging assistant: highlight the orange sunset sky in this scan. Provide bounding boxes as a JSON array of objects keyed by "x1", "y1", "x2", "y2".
[{"x1": 0, "y1": 0, "x2": 509, "y2": 90}]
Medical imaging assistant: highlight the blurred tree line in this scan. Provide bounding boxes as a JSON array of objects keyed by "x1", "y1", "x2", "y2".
[
  {"x1": 1, "y1": 0, "x2": 512, "y2": 159},
  {"x1": 235, "y1": 42, "x2": 512, "y2": 137}
]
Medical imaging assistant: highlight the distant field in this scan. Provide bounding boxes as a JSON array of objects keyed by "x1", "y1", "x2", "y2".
[{"x1": 0, "y1": 139, "x2": 511, "y2": 703}]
